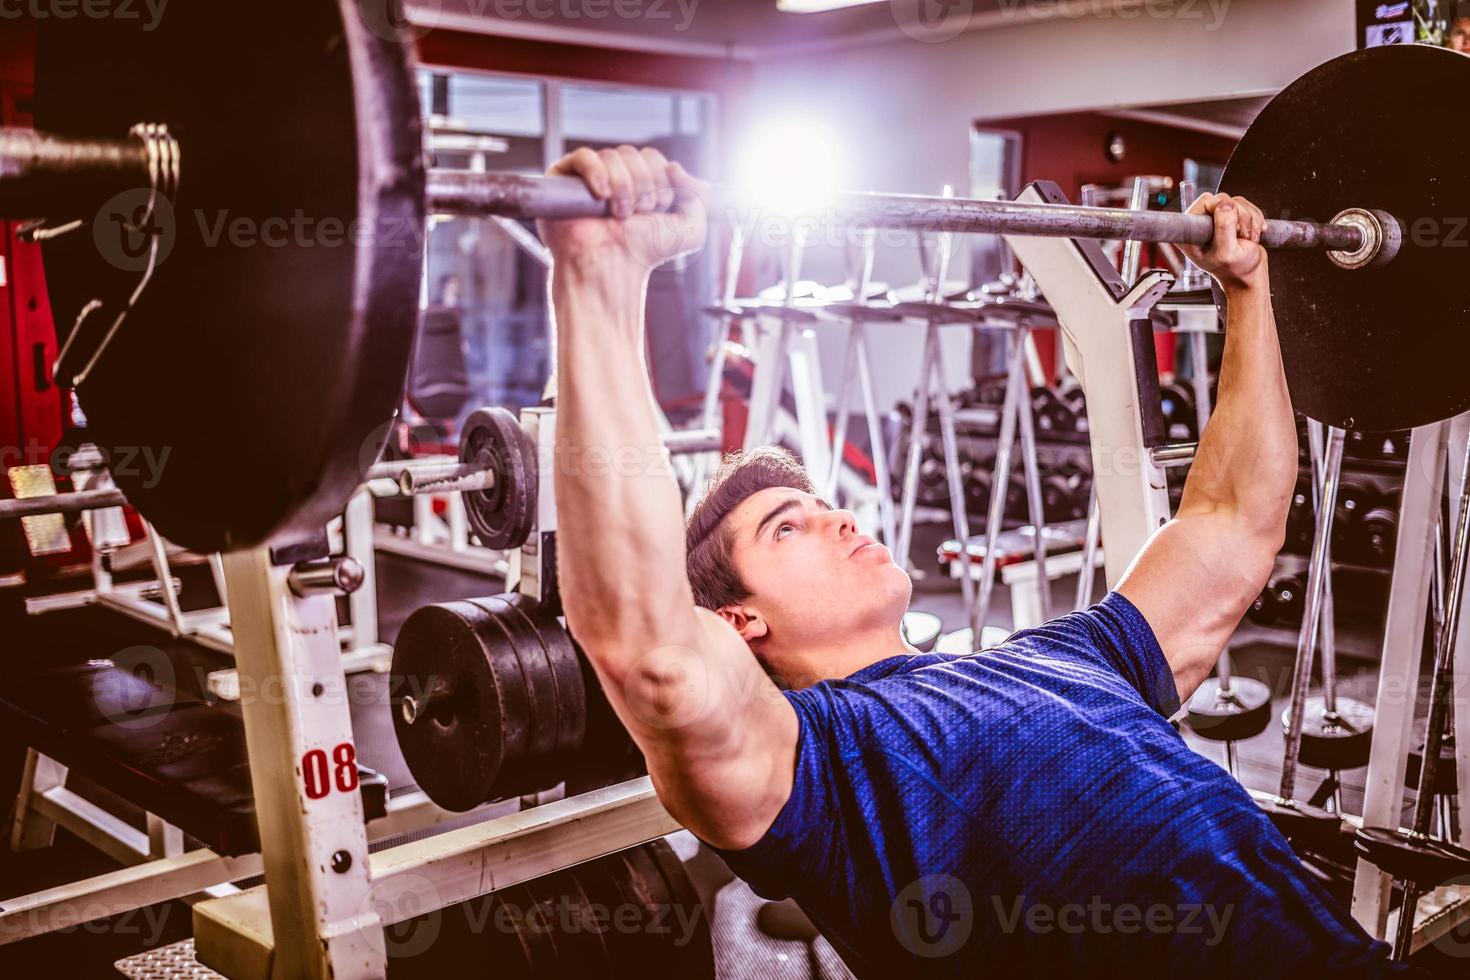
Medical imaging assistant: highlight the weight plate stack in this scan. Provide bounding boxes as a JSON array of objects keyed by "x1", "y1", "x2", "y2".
[{"x1": 391, "y1": 592, "x2": 632, "y2": 811}]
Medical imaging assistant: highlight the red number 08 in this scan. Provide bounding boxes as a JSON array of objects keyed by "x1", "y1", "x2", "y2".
[{"x1": 302, "y1": 742, "x2": 359, "y2": 800}]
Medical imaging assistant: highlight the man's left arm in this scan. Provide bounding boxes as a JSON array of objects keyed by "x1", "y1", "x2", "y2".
[{"x1": 1117, "y1": 194, "x2": 1298, "y2": 702}]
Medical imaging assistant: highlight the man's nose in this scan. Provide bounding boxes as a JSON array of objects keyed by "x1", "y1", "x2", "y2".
[{"x1": 822, "y1": 509, "x2": 858, "y2": 536}]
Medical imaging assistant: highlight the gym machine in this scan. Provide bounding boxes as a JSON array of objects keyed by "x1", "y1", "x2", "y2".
[{"x1": 2, "y1": 6, "x2": 1470, "y2": 971}]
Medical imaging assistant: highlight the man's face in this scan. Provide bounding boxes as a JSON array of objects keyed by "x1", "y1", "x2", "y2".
[
  {"x1": 1451, "y1": 18, "x2": 1470, "y2": 53},
  {"x1": 721, "y1": 487, "x2": 912, "y2": 664}
]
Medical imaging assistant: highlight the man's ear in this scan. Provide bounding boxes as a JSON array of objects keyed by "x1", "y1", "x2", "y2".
[{"x1": 715, "y1": 604, "x2": 769, "y2": 645}]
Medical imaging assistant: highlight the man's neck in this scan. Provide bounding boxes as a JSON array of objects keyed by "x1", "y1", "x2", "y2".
[{"x1": 777, "y1": 624, "x2": 916, "y2": 689}]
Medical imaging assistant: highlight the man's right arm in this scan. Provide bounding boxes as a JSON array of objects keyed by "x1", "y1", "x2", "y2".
[{"x1": 540, "y1": 147, "x2": 798, "y2": 851}]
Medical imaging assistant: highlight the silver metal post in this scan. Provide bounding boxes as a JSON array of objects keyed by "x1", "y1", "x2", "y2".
[
  {"x1": 690, "y1": 224, "x2": 749, "y2": 497},
  {"x1": 1076, "y1": 481, "x2": 1101, "y2": 609},
  {"x1": 1307, "y1": 421, "x2": 1340, "y2": 713},
  {"x1": 970, "y1": 332, "x2": 1029, "y2": 638},
  {"x1": 824, "y1": 229, "x2": 878, "y2": 501},
  {"x1": 1013, "y1": 330, "x2": 1051, "y2": 622},
  {"x1": 1121, "y1": 177, "x2": 1150, "y2": 283},
  {"x1": 1280, "y1": 426, "x2": 1346, "y2": 801}
]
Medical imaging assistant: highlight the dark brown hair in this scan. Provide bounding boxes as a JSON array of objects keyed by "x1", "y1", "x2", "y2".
[{"x1": 685, "y1": 447, "x2": 813, "y2": 611}]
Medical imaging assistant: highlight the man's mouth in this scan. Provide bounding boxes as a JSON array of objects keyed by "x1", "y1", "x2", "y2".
[{"x1": 848, "y1": 537, "x2": 880, "y2": 558}]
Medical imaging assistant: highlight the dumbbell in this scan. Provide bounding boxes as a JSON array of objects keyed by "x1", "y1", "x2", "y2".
[
  {"x1": 1356, "y1": 504, "x2": 1398, "y2": 567},
  {"x1": 389, "y1": 592, "x2": 639, "y2": 812},
  {"x1": 964, "y1": 456, "x2": 995, "y2": 519},
  {"x1": 1250, "y1": 572, "x2": 1305, "y2": 627},
  {"x1": 1056, "y1": 382, "x2": 1088, "y2": 434},
  {"x1": 1285, "y1": 476, "x2": 1315, "y2": 555},
  {"x1": 1183, "y1": 650, "x2": 1272, "y2": 780},
  {"x1": 1158, "y1": 382, "x2": 1198, "y2": 441},
  {"x1": 1039, "y1": 462, "x2": 1088, "y2": 524},
  {"x1": 1029, "y1": 387, "x2": 1077, "y2": 437},
  {"x1": 1331, "y1": 478, "x2": 1380, "y2": 560}
]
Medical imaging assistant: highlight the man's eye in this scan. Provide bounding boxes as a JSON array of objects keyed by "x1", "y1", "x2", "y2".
[{"x1": 776, "y1": 523, "x2": 796, "y2": 539}]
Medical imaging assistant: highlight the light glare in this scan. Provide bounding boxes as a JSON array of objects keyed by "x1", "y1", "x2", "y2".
[{"x1": 736, "y1": 120, "x2": 845, "y2": 215}]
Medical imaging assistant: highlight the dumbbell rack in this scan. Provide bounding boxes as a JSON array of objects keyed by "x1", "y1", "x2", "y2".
[{"x1": 186, "y1": 406, "x2": 679, "y2": 979}]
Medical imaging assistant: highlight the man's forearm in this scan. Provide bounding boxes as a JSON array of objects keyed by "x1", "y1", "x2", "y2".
[
  {"x1": 1179, "y1": 282, "x2": 1297, "y2": 542},
  {"x1": 551, "y1": 260, "x2": 699, "y2": 662}
]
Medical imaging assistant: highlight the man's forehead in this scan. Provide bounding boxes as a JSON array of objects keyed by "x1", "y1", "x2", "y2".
[{"x1": 729, "y1": 487, "x2": 820, "y2": 530}]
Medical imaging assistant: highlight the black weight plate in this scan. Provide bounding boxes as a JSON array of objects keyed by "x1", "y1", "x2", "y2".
[
  {"x1": 572, "y1": 859, "x2": 633, "y2": 979},
  {"x1": 1219, "y1": 45, "x2": 1470, "y2": 431},
  {"x1": 547, "y1": 867, "x2": 612, "y2": 977},
  {"x1": 501, "y1": 882, "x2": 558, "y2": 978},
  {"x1": 1285, "y1": 696, "x2": 1375, "y2": 772},
  {"x1": 35, "y1": 2, "x2": 424, "y2": 552},
  {"x1": 1184, "y1": 676, "x2": 1272, "y2": 743},
  {"x1": 461, "y1": 407, "x2": 539, "y2": 550},
  {"x1": 1256, "y1": 796, "x2": 1343, "y2": 852},
  {"x1": 644, "y1": 840, "x2": 715, "y2": 977},
  {"x1": 1354, "y1": 827, "x2": 1470, "y2": 888},
  {"x1": 1405, "y1": 742, "x2": 1459, "y2": 796},
  {"x1": 389, "y1": 600, "x2": 529, "y2": 812},
  {"x1": 615, "y1": 844, "x2": 678, "y2": 972},
  {"x1": 470, "y1": 594, "x2": 563, "y2": 789},
  {"x1": 535, "y1": 608, "x2": 590, "y2": 764},
  {"x1": 502, "y1": 592, "x2": 588, "y2": 764}
]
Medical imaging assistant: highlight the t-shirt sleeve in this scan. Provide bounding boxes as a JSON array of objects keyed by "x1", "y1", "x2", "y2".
[
  {"x1": 709, "y1": 690, "x2": 841, "y2": 900},
  {"x1": 1026, "y1": 591, "x2": 1182, "y2": 718}
]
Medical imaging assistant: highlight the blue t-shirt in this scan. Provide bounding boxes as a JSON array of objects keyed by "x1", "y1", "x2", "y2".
[{"x1": 717, "y1": 593, "x2": 1405, "y2": 978}]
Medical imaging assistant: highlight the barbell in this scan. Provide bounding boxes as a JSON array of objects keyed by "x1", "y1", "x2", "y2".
[{"x1": 4, "y1": 3, "x2": 1468, "y2": 554}]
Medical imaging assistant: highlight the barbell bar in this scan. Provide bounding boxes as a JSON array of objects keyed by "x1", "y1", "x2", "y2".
[{"x1": 0, "y1": 129, "x2": 1391, "y2": 266}]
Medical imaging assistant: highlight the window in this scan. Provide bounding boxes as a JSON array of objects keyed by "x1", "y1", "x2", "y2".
[{"x1": 413, "y1": 70, "x2": 717, "y2": 431}]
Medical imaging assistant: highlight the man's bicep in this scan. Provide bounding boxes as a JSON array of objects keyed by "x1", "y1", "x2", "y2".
[{"x1": 1117, "y1": 514, "x2": 1267, "y2": 700}]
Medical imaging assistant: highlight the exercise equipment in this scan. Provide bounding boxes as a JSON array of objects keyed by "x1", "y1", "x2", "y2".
[
  {"x1": 1217, "y1": 44, "x2": 1470, "y2": 431},
  {"x1": 459, "y1": 406, "x2": 539, "y2": 550},
  {"x1": 5, "y1": 32, "x2": 1466, "y2": 554},
  {"x1": 1356, "y1": 435, "x2": 1470, "y2": 960},
  {"x1": 1182, "y1": 650, "x2": 1272, "y2": 780},
  {"x1": 389, "y1": 592, "x2": 635, "y2": 812},
  {"x1": 28, "y1": 4, "x2": 425, "y2": 553},
  {"x1": 399, "y1": 838, "x2": 714, "y2": 978},
  {"x1": 1158, "y1": 382, "x2": 1197, "y2": 442}
]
